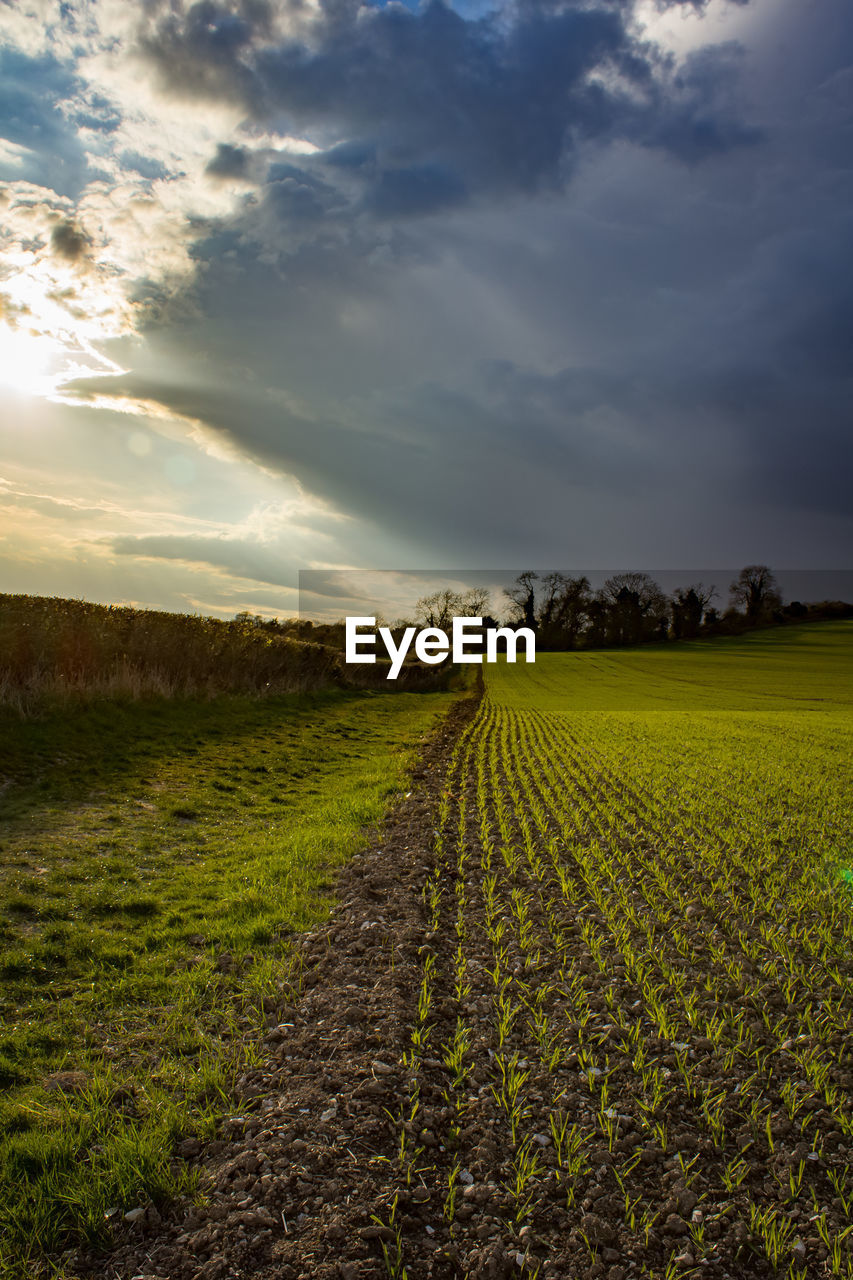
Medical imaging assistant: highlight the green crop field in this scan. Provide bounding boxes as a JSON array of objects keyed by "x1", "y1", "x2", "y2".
[
  {"x1": 0, "y1": 686, "x2": 457, "y2": 1275},
  {"x1": 386, "y1": 623, "x2": 853, "y2": 1277}
]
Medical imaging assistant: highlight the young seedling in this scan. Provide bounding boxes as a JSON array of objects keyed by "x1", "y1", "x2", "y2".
[
  {"x1": 549, "y1": 1111, "x2": 588, "y2": 1207},
  {"x1": 748, "y1": 1202, "x2": 799, "y2": 1270},
  {"x1": 490, "y1": 1050, "x2": 531, "y2": 1146},
  {"x1": 441, "y1": 1017, "x2": 472, "y2": 1090},
  {"x1": 371, "y1": 1193, "x2": 407, "y2": 1280},
  {"x1": 505, "y1": 1136, "x2": 542, "y2": 1226}
]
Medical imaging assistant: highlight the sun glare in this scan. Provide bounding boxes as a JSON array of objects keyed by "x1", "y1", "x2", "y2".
[
  {"x1": 0, "y1": 314, "x2": 126, "y2": 401},
  {"x1": 0, "y1": 323, "x2": 62, "y2": 398},
  {"x1": 0, "y1": 241, "x2": 130, "y2": 402}
]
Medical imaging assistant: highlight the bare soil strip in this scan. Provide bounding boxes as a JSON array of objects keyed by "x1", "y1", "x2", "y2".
[{"x1": 77, "y1": 683, "x2": 852, "y2": 1280}]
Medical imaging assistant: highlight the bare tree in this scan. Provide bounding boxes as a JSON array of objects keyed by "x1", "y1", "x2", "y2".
[
  {"x1": 415, "y1": 586, "x2": 493, "y2": 630},
  {"x1": 504, "y1": 572, "x2": 538, "y2": 630},
  {"x1": 415, "y1": 590, "x2": 457, "y2": 630},
  {"x1": 729, "y1": 565, "x2": 782, "y2": 622},
  {"x1": 462, "y1": 586, "x2": 492, "y2": 618},
  {"x1": 554, "y1": 575, "x2": 593, "y2": 648},
  {"x1": 537, "y1": 572, "x2": 565, "y2": 632},
  {"x1": 537, "y1": 573, "x2": 592, "y2": 649}
]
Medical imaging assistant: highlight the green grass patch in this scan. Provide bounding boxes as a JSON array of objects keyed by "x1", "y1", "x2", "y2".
[{"x1": 0, "y1": 685, "x2": 458, "y2": 1274}]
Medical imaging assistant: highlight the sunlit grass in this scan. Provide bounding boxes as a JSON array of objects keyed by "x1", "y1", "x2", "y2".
[{"x1": 0, "y1": 685, "x2": 457, "y2": 1273}]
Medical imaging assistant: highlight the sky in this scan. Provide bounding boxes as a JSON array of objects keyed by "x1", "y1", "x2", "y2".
[{"x1": 0, "y1": 0, "x2": 851, "y2": 619}]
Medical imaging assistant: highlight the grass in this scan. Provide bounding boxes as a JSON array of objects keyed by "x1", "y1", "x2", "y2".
[{"x1": 0, "y1": 684, "x2": 458, "y2": 1275}]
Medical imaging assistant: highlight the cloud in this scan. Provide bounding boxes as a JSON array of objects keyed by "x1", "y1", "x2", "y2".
[
  {"x1": 365, "y1": 163, "x2": 467, "y2": 218},
  {"x1": 0, "y1": 0, "x2": 764, "y2": 380},
  {"x1": 109, "y1": 532, "x2": 300, "y2": 588},
  {"x1": 86, "y1": 106, "x2": 852, "y2": 567},
  {"x1": 138, "y1": 0, "x2": 281, "y2": 104},
  {"x1": 50, "y1": 218, "x2": 91, "y2": 260},
  {"x1": 640, "y1": 41, "x2": 761, "y2": 161},
  {"x1": 205, "y1": 141, "x2": 251, "y2": 178},
  {"x1": 138, "y1": 0, "x2": 761, "y2": 218},
  {"x1": 2, "y1": 0, "x2": 852, "y2": 597}
]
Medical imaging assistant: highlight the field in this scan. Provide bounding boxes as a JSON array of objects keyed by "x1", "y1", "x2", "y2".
[
  {"x1": 0, "y1": 686, "x2": 458, "y2": 1275},
  {"x1": 398, "y1": 622, "x2": 853, "y2": 1278},
  {"x1": 5, "y1": 623, "x2": 853, "y2": 1280}
]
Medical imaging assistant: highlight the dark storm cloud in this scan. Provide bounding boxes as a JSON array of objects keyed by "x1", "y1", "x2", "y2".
[
  {"x1": 641, "y1": 42, "x2": 761, "y2": 161},
  {"x1": 365, "y1": 163, "x2": 467, "y2": 218},
  {"x1": 139, "y1": 0, "x2": 758, "y2": 218},
  {"x1": 95, "y1": 182, "x2": 852, "y2": 558},
  {"x1": 266, "y1": 161, "x2": 343, "y2": 220},
  {"x1": 63, "y1": 357, "x2": 709, "y2": 562},
  {"x1": 493, "y1": 355, "x2": 853, "y2": 520}
]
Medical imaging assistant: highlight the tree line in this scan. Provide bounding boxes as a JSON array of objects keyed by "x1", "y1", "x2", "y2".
[
  {"x1": 242, "y1": 565, "x2": 851, "y2": 654},
  {"x1": 496, "y1": 565, "x2": 851, "y2": 650}
]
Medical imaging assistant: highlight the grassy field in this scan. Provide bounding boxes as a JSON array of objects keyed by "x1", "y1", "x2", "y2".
[
  {"x1": 379, "y1": 622, "x2": 853, "y2": 1276},
  {"x1": 0, "y1": 685, "x2": 458, "y2": 1274}
]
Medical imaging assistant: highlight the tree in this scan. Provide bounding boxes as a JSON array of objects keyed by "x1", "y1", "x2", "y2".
[
  {"x1": 671, "y1": 583, "x2": 716, "y2": 640},
  {"x1": 537, "y1": 573, "x2": 592, "y2": 649},
  {"x1": 729, "y1": 565, "x2": 782, "y2": 623},
  {"x1": 414, "y1": 587, "x2": 492, "y2": 630},
  {"x1": 599, "y1": 572, "x2": 669, "y2": 646},
  {"x1": 537, "y1": 572, "x2": 565, "y2": 634},
  {"x1": 504, "y1": 572, "x2": 538, "y2": 630},
  {"x1": 462, "y1": 586, "x2": 492, "y2": 618}
]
